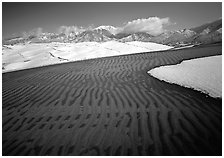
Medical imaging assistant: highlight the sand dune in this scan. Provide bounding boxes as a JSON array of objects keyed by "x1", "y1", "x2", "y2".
[
  {"x1": 148, "y1": 55, "x2": 222, "y2": 98},
  {"x1": 2, "y1": 41, "x2": 172, "y2": 73},
  {"x1": 2, "y1": 44, "x2": 222, "y2": 156}
]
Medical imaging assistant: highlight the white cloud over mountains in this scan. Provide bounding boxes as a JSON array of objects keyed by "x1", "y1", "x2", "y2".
[
  {"x1": 20, "y1": 17, "x2": 171, "y2": 37},
  {"x1": 56, "y1": 17, "x2": 171, "y2": 36},
  {"x1": 59, "y1": 17, "x2": 171, "y2": 35},
  {"x1": 120, "y1": 17, "x2": 171, "y2": 35}
]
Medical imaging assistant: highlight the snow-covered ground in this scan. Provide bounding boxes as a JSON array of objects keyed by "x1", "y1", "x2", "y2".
[
  {"x1": 148, "y1": 55, "x2": 222, "y2": 98},
  {"x1": 2, "y1": 41, "x2": 172, "y2": 72},
  {"x1": 172, "y1": 45, "x2": 195, "y2": 50}
]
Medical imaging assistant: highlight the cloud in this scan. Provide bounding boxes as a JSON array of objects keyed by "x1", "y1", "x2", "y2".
[
  {"x1": 57, "y1": 17, "x2": 172, "y2": 36},
  {"x1": 119, "y1": 17, "x2": 171, "y2": 35},
  {"x1": 16, "y1": 17, "x2": 172, "y2": 39}
]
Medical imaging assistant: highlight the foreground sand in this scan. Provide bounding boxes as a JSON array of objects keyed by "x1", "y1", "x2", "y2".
[{"x1": 2, "y1": 44, "x2": 222, "y2": 156}]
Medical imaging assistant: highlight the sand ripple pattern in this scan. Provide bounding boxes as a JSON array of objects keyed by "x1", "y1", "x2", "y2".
[{"x1": 2, "y1": 44, "x2": 222, "y2": 156}]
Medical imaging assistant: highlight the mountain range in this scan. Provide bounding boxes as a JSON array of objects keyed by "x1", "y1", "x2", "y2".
[{"x1": 3, "y1": 19, "x2": 222, "y2": 47}]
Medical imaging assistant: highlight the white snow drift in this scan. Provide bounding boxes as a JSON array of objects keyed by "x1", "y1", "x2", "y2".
[
  {"x1": 2, "y1": 41, "x2": 172, "y2": 72},
  {"x1": 148, "y1": 55, "x2": 222, "y2": 98}
]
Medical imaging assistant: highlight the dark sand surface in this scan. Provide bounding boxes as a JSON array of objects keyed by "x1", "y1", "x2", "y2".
[{"x1": 2, "y1": 44, "x2": 222, "y2": 156}]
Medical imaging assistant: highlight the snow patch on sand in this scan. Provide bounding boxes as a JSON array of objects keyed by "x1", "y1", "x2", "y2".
[{"x1": 148, "y1": 55, "x2": 222, "y2": 98}]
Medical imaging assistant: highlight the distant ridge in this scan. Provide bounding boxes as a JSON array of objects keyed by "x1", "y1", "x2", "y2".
[{"x1": 2, "y1": 19, "x2": 222, "y2": 46}]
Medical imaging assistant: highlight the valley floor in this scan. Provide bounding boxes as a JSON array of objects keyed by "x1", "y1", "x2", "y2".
[{"x1": 2, "y1": 44, "x2": 222, "y2": 156}]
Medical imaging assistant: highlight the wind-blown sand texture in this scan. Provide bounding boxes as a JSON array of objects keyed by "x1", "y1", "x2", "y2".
[
  {"x1": 2, "y1": 44, "x2": 222, "y2": 156},
  {"x1": 148, "y1": 55, "x2": 222, "y2": 98}
]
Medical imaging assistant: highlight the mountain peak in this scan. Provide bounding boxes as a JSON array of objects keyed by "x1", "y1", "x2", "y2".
[
  {"x1": 2, "y1": 19, "x2": 222, "y2": 46},
  {"x1": 94, "y1": 25, "x2": 118, "y2": 35}
]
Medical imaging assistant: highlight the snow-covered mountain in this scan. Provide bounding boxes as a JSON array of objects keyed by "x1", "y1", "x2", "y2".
[
  {"x1": 2, "y1": 19, "x2": 222, "y2": 46},
  {"x1": 146, "y1": 19, "x2": 222, "y2": 46},
  {"x1": 189, "y1": 19, "x2": 222, "y2": 44},
  {"x1": 71, "y1": 30, "x2": 112, "y2": 42},
  {"x1": 151, "y1": 29, "x2": 196, "y2": 46},
  {"x1": 94, "y1": 25, "x2": 118, "y2": 35},
  {"x1": 119, "y1": 32, "x2": 154, "y2": 42},
  {"x1": 93, "y1": 29, "x2": 115, "y2": 38}
]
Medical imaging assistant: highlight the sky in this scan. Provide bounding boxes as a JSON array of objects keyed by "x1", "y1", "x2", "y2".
[{"x1": 2, "y1": 2, "x2": 222, "y2": 38}]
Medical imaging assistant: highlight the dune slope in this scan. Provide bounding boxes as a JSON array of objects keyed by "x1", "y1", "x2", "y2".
[
  {"x1": 2, "y1": 41, "x2": 172, "y2": 73},
  {"x1": 2, "y1": 44, "x2": 222, "y2": 156}
]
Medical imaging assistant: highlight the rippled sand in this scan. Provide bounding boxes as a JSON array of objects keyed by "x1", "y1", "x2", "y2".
[{"x1": 2, "y1": 44, "x2": 222, "y2": 156}]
